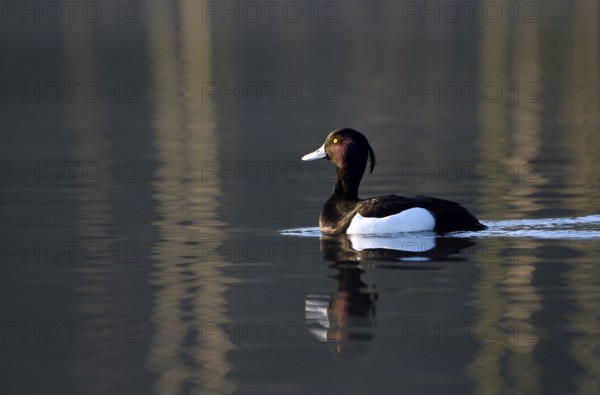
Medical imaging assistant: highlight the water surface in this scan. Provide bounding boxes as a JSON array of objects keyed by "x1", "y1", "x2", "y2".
[{"x1": 1, "y1": 1, "x2": 600, "y2": 394}]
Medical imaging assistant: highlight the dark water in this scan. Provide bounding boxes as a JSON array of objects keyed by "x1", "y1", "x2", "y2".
[{"x1": 1, "y1": 1, "x2": 600, "y2": 394}]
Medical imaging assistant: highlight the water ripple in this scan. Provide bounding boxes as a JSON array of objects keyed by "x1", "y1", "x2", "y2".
[{"x1": 281, "y1": 215, "x2": 600, "y2": 240}]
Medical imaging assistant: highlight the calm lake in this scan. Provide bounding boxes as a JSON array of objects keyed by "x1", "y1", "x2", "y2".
[{"x1": 1, "y1": 1, "x2": 600, "y2": 394}]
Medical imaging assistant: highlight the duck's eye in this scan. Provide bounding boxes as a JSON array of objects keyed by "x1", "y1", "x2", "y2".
[{"x1": 332, "y1": 138, "x2": 338, "y2": 144}]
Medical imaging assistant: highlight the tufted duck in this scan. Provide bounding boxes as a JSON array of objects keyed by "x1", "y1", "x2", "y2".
[{"x1": 302, "y1": 128, "x2": 486, "y2": 234}]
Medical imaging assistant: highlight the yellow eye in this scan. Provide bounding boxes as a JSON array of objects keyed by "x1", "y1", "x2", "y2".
[{"x1": 333, "y1": 138, "x2": 338, "y2": 144}]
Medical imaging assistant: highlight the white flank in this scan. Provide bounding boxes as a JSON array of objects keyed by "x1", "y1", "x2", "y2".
[
  {"x1": 346, "y1": 207, "x2": 436, "y2": 234},
  {"x1": 348, "y1": 233, "x2": 436, "y2": 252}
]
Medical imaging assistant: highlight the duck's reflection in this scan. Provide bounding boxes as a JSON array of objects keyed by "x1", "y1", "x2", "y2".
[
  {"x1": 306, "y1": 234, "x2": 477, "y2": 359},
  {"x1": 306, "y1": 259, "x2": 378, "y2": 359}
]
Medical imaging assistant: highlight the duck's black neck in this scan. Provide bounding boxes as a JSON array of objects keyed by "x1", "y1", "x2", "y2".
[{"x1": 332, "y1": 161, "x2": 365, "y2": 200}]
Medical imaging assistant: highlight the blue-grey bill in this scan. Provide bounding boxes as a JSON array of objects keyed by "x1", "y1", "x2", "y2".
[{"x1": 301, "y1": 144, "x2": 326, "y2": 161}]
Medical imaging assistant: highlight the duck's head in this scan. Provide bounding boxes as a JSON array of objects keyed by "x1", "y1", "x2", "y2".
[{"x1": 302, "y1": 128, "x2": 376, "y2": 175}]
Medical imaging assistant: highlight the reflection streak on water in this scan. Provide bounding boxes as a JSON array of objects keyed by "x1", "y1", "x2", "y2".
[
  {"x1": 565, "y1": 241, "x2": 600, "y2": 394},
  {"x1": 564, "y1": 1, "x2": 600, "y2": 393},
  {"x1": 62, "y1": 12, "x2": 117, "y2": 392},
  {"x1": 562, "y1": 0, "x2": 600, "y2": 218},
  {"x1": 146, "y1": 1, "x2": 237, "y2": 394},
  {"x1": 470, "y1": 2, "x2": 543, "y2": 393},
  {"x1": 62, "y1": 7, "x2": 111, "y2": 241}
]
